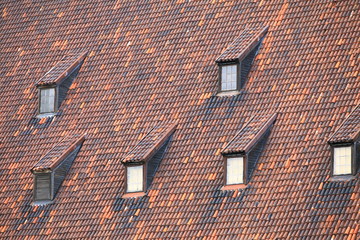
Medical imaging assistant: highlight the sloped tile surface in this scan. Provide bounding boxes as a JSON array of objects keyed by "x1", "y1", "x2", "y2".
[{"x1": 0, "y1": 1, "x2": 359, "y2": 239}]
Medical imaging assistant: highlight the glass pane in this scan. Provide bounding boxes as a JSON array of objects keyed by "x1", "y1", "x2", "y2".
[
  {"x1": 40, "y1": 88, "x2": 55, "y2": 113},
  {"x1": 127, "y1": 165, "x2": 144, "y2": 192},
  {"x1": 333, "y1": 146, "x2": 352, "y2": 175},
  {"x1": 221, "y1": 65, "x2": 237, "y2": 91},
  {"x1": 226, "y1": 157, "x2": 243, "y2": 184},
  {"x1": 36, "y1": 174, "x2": 51, "y2": 200}
]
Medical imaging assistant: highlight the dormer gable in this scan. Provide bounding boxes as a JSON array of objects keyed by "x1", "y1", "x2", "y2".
[
  {"x1": 216, "y1": 26, "x2": 268, "y2": 94},
  {"x1": 36, "y1": 51, "x2": 87, "y2": 118},
  {"x1": 121, "y1": 122, "x2": 177, "y2": 198},
  {"x1": 221, "y1": 113, "x2": 276, "y2": 189},
  {"x1": 328, "y1": 104, "x2": 360, "y2": 177},
  {"x1": 31, "y1": 134, "x2": 85, "y2": 205}
]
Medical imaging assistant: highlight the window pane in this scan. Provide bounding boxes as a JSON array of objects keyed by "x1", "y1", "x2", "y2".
[
  {"x1": 35, "y1": 174, "x2": 51, "y2": 200},
  {"x1": 127, "y1": 165, "x2": 144, "y2": 192},
  {"x1": 221, "y1": 65, "x2": 237, "y2": 91},
  {"x1": 226, "y1": 157, "x2": 243, "y2": 184},
  {"x1": 333, "y1": 146, "x2": 352, "y2": 175},
  {"x1": 40, "y1": 88, "x2": 55, "y2": 113}
]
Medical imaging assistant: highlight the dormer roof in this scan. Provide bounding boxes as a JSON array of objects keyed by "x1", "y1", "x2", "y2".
[
  {"x1": 216, "y1": 26, "x2": 268, "y2": 63},
  {"x1": 36, "y1": 51, "x2": 87, "y2": 87},
  {"x1": 31, "y1": 134, "x2": 85, "y2": 172},
  {"x1": 222, "y1": 113, "x2": 277, "y2": 155},
  {"x1": 328, "y1": 104, "x2": 360, "y2": 144},
  {"x1": 122, "y1": 122, "x2": 177, "y2": 164}
]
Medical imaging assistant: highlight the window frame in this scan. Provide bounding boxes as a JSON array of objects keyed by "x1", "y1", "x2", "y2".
[
  {"x1": 125, "y1": 164, "x2": 146, "y2": 193},
  {"x1": 33, "y1": 172, "x2": 54, "y2": 202},
  {"x1": 218, "y1": 61, "x2": 240, "y2": 92},
  {"x1": 223, "y1": 154, "x2": 247, "y2": 185},
  {"x1": 38, "y1": 86, "x2": 58, "y2": 114},
  {"x1": 331, "y1": 143, "x2": 357, "y2": 176}
]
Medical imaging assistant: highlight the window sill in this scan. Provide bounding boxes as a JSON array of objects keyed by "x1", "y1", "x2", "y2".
[
  {"x1": 328, "y1": 175, "x2": 356, "y2": 182},
  {"x1": 32, "y1": 200, "x2": 53, "y2": 206},
  {"x1": 122, "y1": 192, "x2": 146, "y2": 199},
  {"x1": 36, "y1": 112, "x2": 56, "y2": 119},
  {"x1": 216, "y1": 90, "x2": 241, "y2": 97},
  {"x1": 221, "y1": 184, "x2": 247, "y2": 191}
]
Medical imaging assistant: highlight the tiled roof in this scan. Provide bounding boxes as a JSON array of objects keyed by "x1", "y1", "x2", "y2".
[
  {"x1": 1, "y1": 1, "x2": 360, "y2": 239},
  {"x1": 31, "y1": 134, "x2": 85, "y2": 172},
  {"x1": 216, "y1": 26, "x2": 268, "y2": 63},
  {"x1": 222, "y1": 113, "x2": 277, "y2": 154},
  {"x1": 122, "y1": 122, "x2": 177, "y2": 163},
  {"x1": 36, "y1": 51, "x2": 87, "y2": 86},
  {"x1": 328, "y1": 104, "x2": 360, "y2": 144}
]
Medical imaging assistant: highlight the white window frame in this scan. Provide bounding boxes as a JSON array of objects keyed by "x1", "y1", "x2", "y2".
[
  {"x1": 126, "y1": 165, "x2": 144, "y2": 193},
  {"x1": 220, "y1": 64, "x2": 238, "y2": 91},
  {"x1": 39, "y1": 87, "x2": 56, "y2": 114},
  {"x1": 226, "y1": 156, "x2": 244, "y2": 185},
  {"x1": 333, "y1": 146, "x2": 352, "y2": 175}
]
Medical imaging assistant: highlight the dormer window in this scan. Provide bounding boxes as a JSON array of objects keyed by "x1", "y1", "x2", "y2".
[
  {"x1": 221, "y1": 113, "x2": 276, "y2": 189},
  {"x1": 31, "y1": 134, "x2": 85, "y2": 205},
  {"x1": 226, "y1": 156, "x2": 244, "y2": 185},
  {"x1": 216, "y1": 26, "x2": 268, "y2": 94},
  {"x1": 121, "y1": 122, "x2": 177, "y2": 198},
  {"x1": 35, "y1": 51, "x2": 87, "y2": 118},
  {"x1": 328, "y1": 104, "x2": 360, "y2": 177},
  {"x1": 220, "y1": 64, "x2": 238, "y2": 91},
  {"x1": 39, "y1": 87, "x2": 56, "y2": 114},
  {"x1": 126, "y1": 165, "x2": 144, "y2": 192},
  {"x1": 34, "y1": 172, "x2": 52, "y2": 201},
  {"x1": 333, "y1": 146, "x2": 352, "y2": 175}
]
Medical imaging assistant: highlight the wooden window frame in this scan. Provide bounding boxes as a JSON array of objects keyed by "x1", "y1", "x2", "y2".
[
  {"x1": 331, "y1": 143, "x2": 357, "y2": 176},
  {"x1": 223, "y1": 154, "x2": 247, "y2": 186},
  {"x1": 33, "y1": 172, "x2": 54, "y2": 202},
  {"x1": 38, "y1": 85, "x2": 58, "y2": 114},
  {"x1": 125, "y1": 163, "x2": 147, "y2": 193},
  {"x1": 218, "y1": 61, "x2": 240, "y2": 93}
]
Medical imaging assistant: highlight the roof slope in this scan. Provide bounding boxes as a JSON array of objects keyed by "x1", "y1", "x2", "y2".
[{"x1": 0, "y1": 1, "x2": 360, "y2": 239}]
